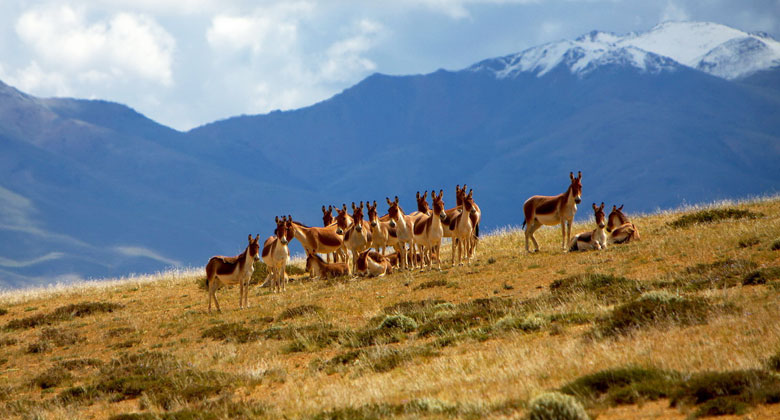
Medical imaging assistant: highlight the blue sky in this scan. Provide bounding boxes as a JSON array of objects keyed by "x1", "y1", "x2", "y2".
[{"x1": 1, "y1": 0, "x2": 777, "y2": 130}]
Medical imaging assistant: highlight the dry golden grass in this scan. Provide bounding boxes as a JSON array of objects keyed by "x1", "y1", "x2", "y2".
[{"x1": 0, "y1": 197, "x2": 779, "y2": 419}]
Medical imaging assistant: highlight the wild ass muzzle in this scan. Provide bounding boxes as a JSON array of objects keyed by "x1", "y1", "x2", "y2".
[
  {"x1": 522, "y1": 171, "x2": 583, "y2": 253},
  {"x1": 262, "y1": 216, "x2": 294, "y2": 293},
  {"x1": 205, "y1": 234, "x2": 260, "y2": 313},
  {"x1": 607, "y1": 204, "x2": 641, "y2": 244},
  {"x1": 412, "y1": 189, "x2": 447, "y2": 271},
  {"x1": 569, "y1": 202, "x2": 608, "y2": 251}
]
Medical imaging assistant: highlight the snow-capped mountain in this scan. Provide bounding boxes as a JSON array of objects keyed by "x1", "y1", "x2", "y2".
[{"x1": 470, "y1": 21, "x2": 780, "y2": 80}]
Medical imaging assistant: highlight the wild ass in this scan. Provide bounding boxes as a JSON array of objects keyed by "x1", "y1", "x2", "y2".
[
  {"x1": 205, "y1": 234, "x2": 260, "y2": 313},
  {"x1": 355, "y1": 250, "x2": 393, "y2": 277},
  {"x1": 262, "y1": 216, "x2": 294, "y2": 293},
  {"x1": 522, "y1": 171, "x2": 583, "y2": 253},
  {"x1": 460, "y1": 185, "x2": 482, "y2": 258},
  {"x1": 569, "y1": 203, "x2": 608, "y2": 251},
  {"x1": 607, "y1": 204, "x2": 641, "y2": 244},
  {"x1": 412, "y1": 189, "x2": 447, "y2": 271},
  {"x1": 367, "y1": 200, "x2": 398, "y2": 255},
  {"x1": 305, "y1": 251, "x2": 350, "y2": 279},
  {"x1": 343, "y1": 202, "x2": 373, "y2": 272},
  {"x1": 290, "y1": 208, "x2": 350, "y2": 262},
  {"x1": 386, "y1": 196, "x2": 416, "y2": 270},
  {"x1": 448, "y1": 189, "x2": 479, "y2": 265}
]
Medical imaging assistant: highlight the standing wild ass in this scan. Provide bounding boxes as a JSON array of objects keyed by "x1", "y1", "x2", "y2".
[
  {"x1": 367, "y1": 200, "x2": 398, "y2": 255},
  {"x1": 386, "y1": 196, "x2": 416, "y2": 270},
  {"x1": 262, "y1": 216, "x2": 294, "y2": 293},
  {"x1": 569, "y1": 203, "x2": 608, "y2": 251},
  {"x1": 343, "y1": 202, "x2": 373, "y2": 272},
  {"x1": 413, "y1": 189, "x2": 447, "y2": 270},
  {"x1": 205, "y1": 234, "x2": 261, "y2": 313},
  {"x1": 522, "y1": 171, "x2": 583, "y2": 252},
  {"x1": 291, "y1": 208, "x2": 350, "y2": 262}
]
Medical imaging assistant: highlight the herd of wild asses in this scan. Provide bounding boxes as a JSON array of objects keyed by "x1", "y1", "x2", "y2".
[{"x1": 205, "y1": 172, "x2": 640, "y2": 313}]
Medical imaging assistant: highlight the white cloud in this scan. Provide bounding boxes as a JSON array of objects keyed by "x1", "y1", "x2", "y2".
[
  {"x1": 114, "y1": 246, "x2": 181, "y2": 267},
  {"x1": 661, "y1": 1, "x2": 690, "y2": 22},
  {"x1": 15, "y1": 4, "x2": 175, "y2": 86},
  {"x1": 0, "y1": 252, "x2": 65, "y2": 268}
]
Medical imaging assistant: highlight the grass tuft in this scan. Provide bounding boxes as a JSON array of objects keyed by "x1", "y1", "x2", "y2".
[
  {"x1": 32, "y1": 366, "x2": 73, "y2": 389},
  {"x1": 667, "y1": 208, "x2": 761, "y2": 229},
  {"x1": 5, "y1": 301, "x2": 123, "y2": 330},
  {"x1": 550, "y1": 274, "x2": 646, "y2": 304},
  {"x1": 771, "y1": 238, "x2": 780, "y2": 251},
  {"x1": 277, "y1": 304, "x2": 323, "y2": 321},
  {"x1": 526, "y1": 391, "x2": 590, "y2": 420},
  {"x1": 412, "y1": 279, "x2": 456, "y2": 290},
  {"x1": 201, "y1": 322, "x2": 260, "y2": 343}
]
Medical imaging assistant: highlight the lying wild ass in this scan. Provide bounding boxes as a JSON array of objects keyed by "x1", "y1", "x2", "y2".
[
  {"x1": 262, "y1": 216, "x2": 294, "y2": 293},
  {"x1": 305, "y1": 251, "x2": 350, "y2": 279},
  {"x1": 205, "y1": 234, "x2": 260, "y2": 313},
  {"x1": 412, "y1": 189, "x2": 447, "y2": 271},
  {"x1": 344, "y1": 202, "x2": 373, "y2": 272},
  {"x1": 522, "y1": 171, "x2": 583, "y2": 253},
  {"x1": 355, "y1": 250, "x2": 393, "y2": 277},
  {"x1": 607, "y1": 204, "x2": 641, "y2": 244},
  {"x1": 569, "y1": 203, "x2": 608, "y2": 251},
  {"x1": 367, "y1": 200, "x2": 398, "y2": 255}
]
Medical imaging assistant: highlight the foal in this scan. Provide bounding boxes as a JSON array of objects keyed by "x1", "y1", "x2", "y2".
[
  {"x1": 569, "y1": 203, "x2": 608, "y2": 251},
  {"x1": 522, "y1": 171, "x2": 583, "y2": 252},
  {"x1": 355, "y1": 250, "x2": 393, "y2": 277},
  {"x1": 305, "y1": 251, "x2": 351, "y2": 279},
  {"x1": 205, "y1": 234, "x2": 261, "y2": 313}
]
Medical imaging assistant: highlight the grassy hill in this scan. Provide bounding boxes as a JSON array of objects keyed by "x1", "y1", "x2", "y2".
[{"x1": 1, "y1": 198, "x2": 779, "y2": 419}]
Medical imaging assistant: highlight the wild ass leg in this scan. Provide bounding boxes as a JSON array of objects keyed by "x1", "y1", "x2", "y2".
[
  {"x1": 525, "y1": 220, "x2": 542, "y2": 253},
  {"x1": 209, "y1": 278, "x2": 222, "y2": 313}
]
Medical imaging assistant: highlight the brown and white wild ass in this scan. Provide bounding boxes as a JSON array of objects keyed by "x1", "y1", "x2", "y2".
[
  {"x1": 367, "y1": 200, "x2": 398, "y2": 255},
  {"x1": 607, "y1": 204, "x2": 641, "y2": 244},
  {"x1": 460, "y1": 185, "x2": 482, "y2": 258},
  {"x1": 386, "y1": 196, "x2": 417, "y2": 270},
  {"x1": 569, "y1": 203, "x2": 608, "y2": 251},
  {"x1": 448, "y1": 189, "x2": 479, "y2": 265},
  {"x1": 262, "y1": 216, "x2": 294, "y2": 293},
  {"x1": 343, "y1": 202, "x2": 373, "y2": 272},
  {"x1": 290, "y1": 208, "x2": 350, "y2": 262},
  {"x1": 522, "y1": 171, "x2": 583, "y2": 253},
  {"x1": 305, "y1": 251, "x2": 351, "y2": 279},
  {"x1": 355, "y1": 250, "x2": 393, "y2": 277},
  {"x1": 412, "y1": 189, "x2": 447, "y2": 270},
  {"x1": 205, "y1": 234, "x2": 260, "y2": 313}
]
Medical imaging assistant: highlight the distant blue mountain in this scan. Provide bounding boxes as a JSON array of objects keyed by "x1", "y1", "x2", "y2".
[{"x1": 1, "y1": 22, "x2": 779, "y2": 288}]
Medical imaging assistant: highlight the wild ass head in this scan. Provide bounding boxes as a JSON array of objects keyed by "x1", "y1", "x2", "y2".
[
  {"x1": 432, "y1": 189, "x2": 446, "y2": 221},
  {"x1": 592, "y1": 202, "x2": 606, "y2": 229},
  {"x1": 247, "y1": 234, "x2": 261, "y2": 261},
  {"x1": 569, "y1": 171, "x2": 583, "y2": 204},
  {"x1": 351, "y1": 202, "x2": 365, "y2": 233},
  {"x1": 607, "y1": 204, "x2": 629, "y2": 232}
]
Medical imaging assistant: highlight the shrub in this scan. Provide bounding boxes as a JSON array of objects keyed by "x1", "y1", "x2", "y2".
[
  {"x1": 670, "y1": 369, "x2": 780, "y2": 412},
  {"x1": 277, "y1": 304, "x2": 323, "y2": 321},
  {"x1": 771, "y1": 239, "x2": 780, "y2": 251},
  {"x1": 202, "y1": 322, "x2": 260, "y2": 343},
  {"x1": 58, "y1": 358, "x2": 104, "y2": 370},
  {"x1": 0, "y1": 336, "x2": 17, "y2": 347},
  {"x1": 0, "y1": 308, "x2": 7, "y2": 316},
  {"x1": 768, "y1": 350, "x2": 780, "y2": 372},
  {"x1": 416, "y1": 297, "x2": 518, "y2": 338},
  {"x1": 742, "y1": 267, "x2": 780, "y2": 286},
  {"x1": 560, "y1": 366, "x2": 676, "y2": 405},
  {"x1": 32, "y1": 366, "x2": 73, "y2": 389},
  {"x1": 106, "y1": 327, "x2": 136, "y2": 338},
  {"x1": 596, "y1": 293, "x2": 714, "y2": 337},
  {"x1": 40, "y1": 327, "x2": 83, "y2": 346},
  {"x1": 413, "y1": 279, "x2": 455, "y2": 290},
  {"x1": 526, "y1": 392, "x2": 589, "y2": 420},
  {"x1": 377, "y1": 315, "x2": 418, "y2": 332},
  {"x1": 737, "y1": 237, "x2": 760, "y2": 248},
  {"x1": 549, "y1": 274, "x2": 645, "y2": 304},
  {"x1": 674, "y1": 259, "x2": 758, "y2": 290},
  {"x1": 5, "y1": 301, "x2": 123, "y2": 330},
  {"x1": 495, "y1": 314, "x2": 547, "y2": 332},
  {"x1": 667, "y1": 208, "x2": 761, "y2": 229}
]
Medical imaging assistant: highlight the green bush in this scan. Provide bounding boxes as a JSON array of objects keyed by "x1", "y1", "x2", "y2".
[
  {"x1": 495, "y1": 314, "x2": 547, "y2": 332},
  {"x1": 771, "y1": 239, "x2": 780, "y2": 251},
  {"x1": 202, "y1": 322, "x2": 260, "y2": 343},
  {"x1": 378, "y1": 315, "x2": 418, "y2": 332},
  {"x1": 596, "y1": 293, "x2": 714, "y2": 337},
  {"x1": 526, "y1": 392, "x2": 589, "y2": 420},
  {"x1": 768, "y1": 350, "x2": 780, "y2": 372},
  {"x1": 32, "y1": 366, "x2": 73, "y2": 389},
  {"x1": 668, "y1": 208, "x2": 761, "y2": 229},
  {"x1": 277, "y1": 304, "x2": 323, "y2": 321},
  {"x1": 560, "y1": 366, "x2": 676, "y2": 405},
  {"x1": 549, "y1": 274, "x2": 645, "y2": 304},
  {"x1": 5, "y1": 301, "x2": 122, "y2": 330}
]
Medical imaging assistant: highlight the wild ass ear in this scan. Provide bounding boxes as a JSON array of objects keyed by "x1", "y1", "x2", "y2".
[
  {"x1": 618, "y1": 204, "x2": 624, "y2": 211},
  {"x1": 342, "y1": 203, "x2": 347, "y2": 211},
  {"x1": 439, "y1": 189, "x2": 444, "y2": 199},
  {"x1": 359, "y1": 201, "x2": 364, "y2": 209},
  {"x1": 592, "y1": 203, "x2": 597, "y2": 211},
  {"x1": 322, "y1": 205, "x2": 326, "y2": 212},
  {"x1": 612, "y1": 205, "x2": 618, "y2": 211},
  {"x1": 422, "y1": 191, "x2": 428, "y2": 200},
  {"x1": 394, "y1": 196, "x2": 399, "y2": 204},
  {"x1": 255, "y1": 234, "x2": 260, "y2": 242},
  {"x1": 578, "y1": 170, "x2": 582, "y2": 180},
  {"x1": 570, "y1": 171, "x2": 574, "y2": 181},
  {"x1": 275, "y1": 216, "x2": 280, "y2": 224},
  {"x1": 386, "y1": 197, "x2": 393, "y2": 206},
  {"x1": 351, "y1": 202, "x2": 357, "y2": 212},
  {"x1": 468, "y1": 189, "x2": 473, "y2": 198},
  {"x1": 600, "y1": 202, "x2": 605, "y2": 210},
  {"x1": 416, "y1": 191, "x2": 421, "y2": 199},
  {"x1": 373, "y1": 200, "x2": 377, "y2": 208},
  {"x1": 248, "y1": 234, "x2": 253, "y2": 242}
]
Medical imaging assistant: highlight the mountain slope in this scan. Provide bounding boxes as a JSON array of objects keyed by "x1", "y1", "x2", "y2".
[{"x1": 1, "y1": 21, "x2": 779, "y2": 287}]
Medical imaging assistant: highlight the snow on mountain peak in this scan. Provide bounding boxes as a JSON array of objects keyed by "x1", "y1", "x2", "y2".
[{"x1": 469, "y1": 21, "x2": 780, "y2": 80}]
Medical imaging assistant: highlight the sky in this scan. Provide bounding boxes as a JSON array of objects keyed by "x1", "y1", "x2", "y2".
[{"x1": 1, "y1": 0, "x2": 778, "y2": 131}]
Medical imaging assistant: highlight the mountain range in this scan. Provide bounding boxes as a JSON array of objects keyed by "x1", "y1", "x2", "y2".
[{"x1": 1, "y1": 21, "x2": 778, "y2": 288}]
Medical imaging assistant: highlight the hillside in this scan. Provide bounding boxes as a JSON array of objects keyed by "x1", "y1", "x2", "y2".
[
  {"x1": 1, "y1": 21, "x2": 779, "y2": 292},
  {"x1": 0, "y1": 198, "x2": 779, "y2": 419}
]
